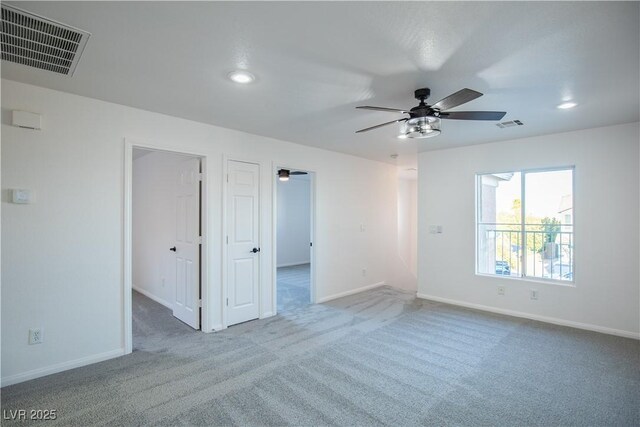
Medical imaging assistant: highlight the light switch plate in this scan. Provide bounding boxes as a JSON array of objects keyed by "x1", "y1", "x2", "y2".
[{"x1": 11, "y1": 189, "x2": 32, "y2": 204}]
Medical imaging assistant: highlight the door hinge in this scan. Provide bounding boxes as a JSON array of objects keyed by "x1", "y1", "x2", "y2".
[
  {"x1": 198, "y1": 173, "x2": 204, "y2": 181},
  {"x1": 226, "y1": 174, "x2": 229, "y2": 183},
  {"x1": 226, "y1": 235, "x2": 229, "y2": 244},
  {"x1": 197, "y1": 236, "x2": 203, "y2": 244},
  {"x1": 226, "y1": 298, "x2": 229, "y2": 306},
  {"x1": 198, "y1": 299, "x2": 202, "y2": 308}
]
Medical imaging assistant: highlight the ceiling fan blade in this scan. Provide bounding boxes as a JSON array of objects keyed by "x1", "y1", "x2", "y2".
[
  {"x1": 356, "y1": 118, "x2": 407, "y2": 133},
  {"x1": 356, "y1": 106, "x2": 411, "y2": 114},
  {"x1": 432, "y1": 88, "x2": 483, "y2": 111},
  {"x1": 290, "y1": 171, "x2": 308, "y2": 175},
  {"x1": 440, "y1": 111, "x2": 507, "y2": 121}
]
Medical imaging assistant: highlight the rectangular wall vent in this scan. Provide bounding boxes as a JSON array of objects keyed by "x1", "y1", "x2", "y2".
[
  {"x1": 1, "y1": 4, "x2": 90, "y2": 76},
  {"x1": 496, "y1": 120, "x2": 524, "y2": 129}
]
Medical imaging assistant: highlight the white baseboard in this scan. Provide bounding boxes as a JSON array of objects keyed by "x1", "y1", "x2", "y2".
[
  {"x1": 133, "y1": 285, "x2": 172, "y2": 309},
  {"x1": 416, "y1": 293, "x2": 640, "y2": 340},
  {"x1": 1, "y1": 348, "x2": 125, "y2": 387},
  {"x1": 277, "y1": 261, "x2": 310, "y2": 268},
  {"x1": 317, "y1": 281, "x2": 386, "y2": 304}
]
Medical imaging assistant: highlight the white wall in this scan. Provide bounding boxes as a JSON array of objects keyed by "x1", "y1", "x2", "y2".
[
  {"x1": 132, "y1": 150, "x2": 195, "y2": 308},
  {"x1": 276, "y1": 176, "x2": 310, "y2": 267},
  {"x1": 395, "y1": 178, "x2": 418, "y2": 290},
  {"x1": 1, "y1": 80, "x2": 401, "y2": 385},
  {"x1": 418, "y1": 122, "x2": 640, "y2": 338},
  {"x1": 397, "y1": 178, "x2": 417, "y2": 276}
]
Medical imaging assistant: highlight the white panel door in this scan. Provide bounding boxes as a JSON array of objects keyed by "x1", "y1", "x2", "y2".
[
  {"x1": 173, "y1": 157, "x2": 201, "y2": 329},
  {"x1": 227, "y1": 160, "x2": 260, "y2": 326}
]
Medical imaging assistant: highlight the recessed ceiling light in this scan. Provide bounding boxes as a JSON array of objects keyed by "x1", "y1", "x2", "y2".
[
  {"x1": 557, "y1": 102, "x2": 577, "y2": 109},
  {"x1": 228, "y1": 70, "x2": 255, "y2": 84}
]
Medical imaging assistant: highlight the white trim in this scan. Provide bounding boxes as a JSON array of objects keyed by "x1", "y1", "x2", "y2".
[
  {"x1": 475, "y1": 272, "x2": 577, "y2": 288},
  {"x1": 132, "y1": 285, "x2": 172, "y2": 310},
  {"x1": 124, "y1": 139, "x2": 211, "y2": 352},
  {"x1": 220, "y1": 155, "x2": 229, "y2": 330},
  {"x1": 1, "y1": 348, "x2": 125, "y2": 387},
  {"x1": 277, "y1": 261, "x2": 311, "y2": 268},
  {"x1": 123, "y1": 140, "x2": 133, "y2": 354},
  {"x1": 317, "y1": 282, "x2": 386, "y2": 304},
  {"x1": 210, "y1": 324, "x2": 224, "y2": 331},
  {"x1": 416, "y1": 293, "x2": 640, "y2": 340}
]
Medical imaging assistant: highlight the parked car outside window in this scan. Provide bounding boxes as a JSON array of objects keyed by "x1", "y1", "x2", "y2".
[{"x1": 495, "y1": 261, "x2": 511, "y2": 275}]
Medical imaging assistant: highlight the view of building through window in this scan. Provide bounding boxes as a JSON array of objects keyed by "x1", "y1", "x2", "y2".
[{"x1": 477, "y1": 168, "x2": 574, "y2": 282}]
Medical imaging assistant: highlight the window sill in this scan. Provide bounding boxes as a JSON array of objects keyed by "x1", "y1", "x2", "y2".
[{"x1": 475, "y1": 273, "x2": 576, "y2": 288}]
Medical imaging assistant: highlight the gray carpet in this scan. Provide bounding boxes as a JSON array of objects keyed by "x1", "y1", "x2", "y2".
[
  {"x1": 277, "y1": 264, "x2": 311, "y2": 312},
  {"x1": 2, "y1": 287, "x2": 638, "y2": 426}
]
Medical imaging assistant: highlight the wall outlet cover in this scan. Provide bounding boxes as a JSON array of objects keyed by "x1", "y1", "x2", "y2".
[{"x1": 28, "y1": 328, "x2": 43, "y2": 345}]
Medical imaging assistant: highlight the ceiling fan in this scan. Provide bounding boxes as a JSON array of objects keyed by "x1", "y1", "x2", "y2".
[
  {"x1": 278, "y1": 169, "x2": 307, "y2": 182},
  {"x1": 355, "y1": 88, "x2": 506, "y2": 139}
]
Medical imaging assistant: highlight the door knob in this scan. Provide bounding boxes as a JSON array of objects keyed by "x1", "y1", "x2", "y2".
[
  {"x1": 169, "y1": 246, "x2": 177, "y2": 252},
  {"x1": 251, "y1": 247, "x2": 261, "y2": 253}
]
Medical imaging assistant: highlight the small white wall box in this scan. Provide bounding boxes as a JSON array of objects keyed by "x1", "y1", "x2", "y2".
[
  {"x1": 12, "y1": 189, "x2": 33, "y2": 204},
  {"x1": 12, "y1": 110, "x2": 42, "y2": 130}
]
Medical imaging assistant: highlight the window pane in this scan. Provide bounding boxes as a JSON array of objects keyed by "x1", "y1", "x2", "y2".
[
  {"x1": 477, "y1": 172, "x2": 522, "y2": 277},
  {"x1": 523, "y1": 169, "x2": 573, "y2": 281}
]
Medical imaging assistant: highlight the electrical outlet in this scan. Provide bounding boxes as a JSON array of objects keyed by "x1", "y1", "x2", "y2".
[
  {"x1": 28, "y1": 328, "x2": 43, "y2": 345},
  {"x1": 530, "y1": 289, "x2": 539, "y2": 300},
  {"x1": 429, "y1": 225, "x2": 444, "y2": 234},
  {"x1": 498, "y1": 286, "x2": 505, "y2": 295},
  {"x1": 362, "y1": 269, "x2": 367, "y2": 277}
]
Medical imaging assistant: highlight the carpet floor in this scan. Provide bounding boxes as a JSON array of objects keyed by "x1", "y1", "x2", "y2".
[
  {"x1": 277, "y1": 264, "x2": 311, "y2": 312},
  {"x1": 2, "y1": 286, "x2": 638, "y2": 426}
]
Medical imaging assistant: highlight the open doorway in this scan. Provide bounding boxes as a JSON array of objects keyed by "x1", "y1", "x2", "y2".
[
  {"x1": 131, "y1": 147, "x2": 204, "y2": 350},
  {"x1": 275, "y1": 168, "x2": 315, "y2": 312}
]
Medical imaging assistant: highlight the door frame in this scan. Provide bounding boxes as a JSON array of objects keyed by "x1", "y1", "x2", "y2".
[
  {"x1": 221, "y1": 156, "x2": 263, "y2": 328},
  {"x1": 123, "y1": 138, "x2": 209, "y2": 354},
  {"x1": 272, "y1": 163, "x2": 317, "y2": 315}
]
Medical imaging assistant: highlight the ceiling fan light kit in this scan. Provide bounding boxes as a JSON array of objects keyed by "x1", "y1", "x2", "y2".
[
  {"x1": 277, "y1": 169, "x2": 308, "y2": 182},
  {"x1": 278, "y1": 169, "x2": 290, "y2": 181},
  {"x1": 399, "y1": 116, "x2": 441, "y2": 139},
  {"x1": 356, "y1": 87, "x2": 506, "y2": 139}
]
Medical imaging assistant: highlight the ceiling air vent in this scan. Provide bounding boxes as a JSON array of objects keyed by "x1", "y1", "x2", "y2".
[
  {"x1": 1, "y1": 4, "x2": 90, "y2": 76},
  {"x1": 496, "y1": 120, "x2": 524, "y2": 129}
]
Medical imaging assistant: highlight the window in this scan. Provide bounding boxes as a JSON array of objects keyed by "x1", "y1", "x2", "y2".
[{"x1": 476, "y1": 168, "x2": 574, "y2": 282}]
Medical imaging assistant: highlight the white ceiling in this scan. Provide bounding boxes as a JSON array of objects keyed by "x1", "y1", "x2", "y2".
[{"x1": 3, "y1": 1, "x2": 639, "y2": 167}]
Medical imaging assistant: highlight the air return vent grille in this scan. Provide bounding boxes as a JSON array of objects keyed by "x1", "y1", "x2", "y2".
[
  {"x1": 496, "y1": 120, "x2": 523, "y2": 129},
  {"x1": 1, "y1": 4, "x2": 90, "y2": 75}
]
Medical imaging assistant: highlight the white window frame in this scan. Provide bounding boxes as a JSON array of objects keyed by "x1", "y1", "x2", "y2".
[{"x1": 475, "y1": 166, "x2": 576, "y2": 286}]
